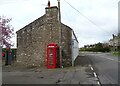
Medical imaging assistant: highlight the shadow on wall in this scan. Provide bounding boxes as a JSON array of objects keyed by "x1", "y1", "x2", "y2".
[{"x1": 62, "y1": 50, "x2": 71, "y2": 67}]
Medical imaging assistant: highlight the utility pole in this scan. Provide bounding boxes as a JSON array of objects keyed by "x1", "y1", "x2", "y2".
[
  {"x1": 112, "y1": 34, "x2": 115, "y2": 52},
  {"x1": 58, "y1": 0, "x2": 61, "y2": 21},
  {"x1": 57, "y1": 0, "x2": 62, "y2": 68}
]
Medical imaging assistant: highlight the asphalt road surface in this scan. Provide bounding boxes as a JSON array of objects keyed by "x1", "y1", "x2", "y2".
[{"x1": 80, "y1": 52, "x2": 119, "y2": 84}]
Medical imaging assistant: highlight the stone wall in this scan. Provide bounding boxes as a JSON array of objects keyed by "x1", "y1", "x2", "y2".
[{"x1": 16, "y1": 6, "x2": 72, "y2": 67}]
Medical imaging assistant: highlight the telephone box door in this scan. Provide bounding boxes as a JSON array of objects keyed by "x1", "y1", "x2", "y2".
[{"x1": 46, "y1": 44, "x2": 57, "y2": 69}]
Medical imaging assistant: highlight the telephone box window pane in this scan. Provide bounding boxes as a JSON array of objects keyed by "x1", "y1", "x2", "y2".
[{"x1": 49, "y1": 48, "x2": 53, "y2": 65}]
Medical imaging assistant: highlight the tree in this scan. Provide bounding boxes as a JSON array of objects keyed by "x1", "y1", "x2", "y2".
[
  {"x1": 0, "y1": 16, "x2": 14, "y2": 48},
  {"x1": 0, "y1": 16, "x2": 14, "y2": 65}
]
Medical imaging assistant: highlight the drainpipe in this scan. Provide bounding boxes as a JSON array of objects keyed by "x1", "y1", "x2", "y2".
[{"x1": 57, "y1": 0, "x2": 62, "y2": 68}]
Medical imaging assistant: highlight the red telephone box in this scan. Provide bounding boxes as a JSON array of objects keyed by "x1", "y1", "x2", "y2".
[{"x1": 46, "y1": 43, "x2": 60, "y2": 69}]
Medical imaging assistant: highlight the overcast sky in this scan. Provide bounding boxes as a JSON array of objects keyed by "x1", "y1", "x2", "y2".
[{"x1": 0, "y1": 0, "x2": 119, "y2": 48}]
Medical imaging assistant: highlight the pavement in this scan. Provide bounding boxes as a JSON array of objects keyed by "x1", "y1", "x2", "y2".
[{"x1": 2, "y1": 54, "x2": 100, "y2": 85}]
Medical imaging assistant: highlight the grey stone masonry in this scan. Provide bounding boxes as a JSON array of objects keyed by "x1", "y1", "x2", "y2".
[{"x1": 16, "y1": 6, "x2": 72, "y2": 67}]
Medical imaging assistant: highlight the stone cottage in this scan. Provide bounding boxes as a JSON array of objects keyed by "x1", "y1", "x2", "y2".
[{"x1": 16, "y1": 5, "x2": 79, "y2": 67}]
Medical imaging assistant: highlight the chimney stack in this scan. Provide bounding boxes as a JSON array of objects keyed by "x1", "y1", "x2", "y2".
[
  {"x1": 45, "y1": 6, "x2": 59, "y2": 22},
  {"x1": 45, "y1": 0, "x2": 61, "y2": 22}
]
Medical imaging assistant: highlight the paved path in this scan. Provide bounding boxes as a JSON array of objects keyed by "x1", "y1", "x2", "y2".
[{"x1": 2, "y1": 55, "x2": 99, "y2": 85}]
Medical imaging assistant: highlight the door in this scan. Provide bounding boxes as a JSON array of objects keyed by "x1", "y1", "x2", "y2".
[{"x1": 47, "y1": 46, "x2": 56, "y2": 68}]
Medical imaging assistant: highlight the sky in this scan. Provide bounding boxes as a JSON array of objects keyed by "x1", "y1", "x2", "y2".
[{"x1": 0, "y1": 0, "x2": 119, "y2": 48}]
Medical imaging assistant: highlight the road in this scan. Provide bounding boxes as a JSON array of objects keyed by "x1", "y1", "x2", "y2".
[{"x1": 80, "y1": 52, "x2": 119, "y2": 84}]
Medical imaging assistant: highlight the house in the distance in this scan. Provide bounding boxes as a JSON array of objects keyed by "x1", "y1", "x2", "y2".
[
  {"x1": 109, "y1": 34, "x2": 120, "y2": 51},
  {"x1": 16, "y1": 2, "x2": 79, "y2": 68}
]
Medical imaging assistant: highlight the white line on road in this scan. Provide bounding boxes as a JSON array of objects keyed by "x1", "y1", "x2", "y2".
[
  {"x1": 89, "y1": 65, "x2": 101, "y2": 86},
  {"x1": 93, "y1": 72, "x2": 97, "y2": 78},
  {"x1": 105, "y1": 57, "x2": 120, "y2": 63},
  {"x1": 89, "y1": 64, "x2": 101, "y2": 86},
  {"x1": 90, "y1": 67, "x2": 94, "y2": 70},
  {"x1": 97, "y1": 81, "x2": 100, "y2": 85},
  {"x1": 107, "y1": 58, "x2": 114, "y2": 61}
]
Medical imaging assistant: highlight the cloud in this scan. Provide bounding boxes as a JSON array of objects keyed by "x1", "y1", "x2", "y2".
[{"x1": 61, "y1": 0, "x2": 118, "y2": 47}]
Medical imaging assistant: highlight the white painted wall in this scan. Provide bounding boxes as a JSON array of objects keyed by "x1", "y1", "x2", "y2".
[{"x1": 71, "y1": 31, "x2": 79, "y2": 66}]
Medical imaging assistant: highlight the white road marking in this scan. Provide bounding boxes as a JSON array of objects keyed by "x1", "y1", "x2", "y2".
[
  {"x1": 97, "y1": 81, "x2": 100, "y2": 85},
  {"x1": 89, "y1": 65, "x2": 101, "y2": 86},
  {"x1": 107, "y1": 58, "x2": 114, "y2": 61},
  {"x1": 90, "y1": 67, "x2": 94, "y2": 70},
  {"x1": 89, "y1": 64, "x2": 101, "y2": 86},
  {"x1": 93, "y1": 72, "x2": 97, "y2": 78},
  {"x1": 106, "y1": 58, "x2": 120, "y2": 63}
]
